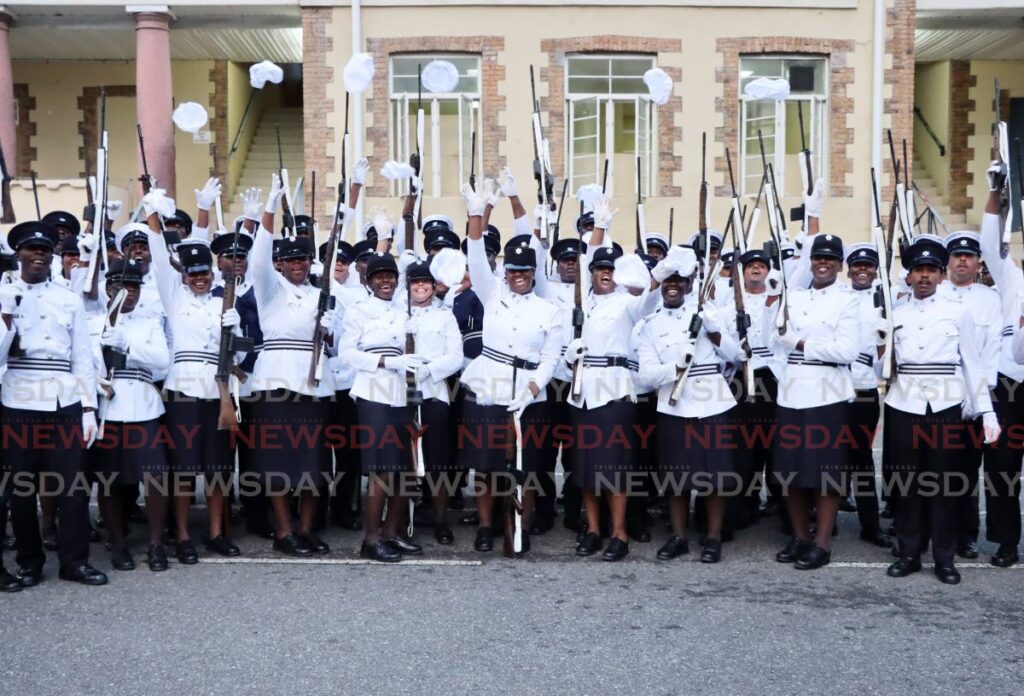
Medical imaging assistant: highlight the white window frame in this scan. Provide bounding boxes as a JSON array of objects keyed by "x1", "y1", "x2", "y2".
[
  {"x1": 564, "y1": 54, "x2": 657, "y2": 199},
  {"x1": 388, "y1": 55, "x2": 482, "y2": 197},
  {"x1": 738, "y1": 55, "x2": 828, "y2": 198}
]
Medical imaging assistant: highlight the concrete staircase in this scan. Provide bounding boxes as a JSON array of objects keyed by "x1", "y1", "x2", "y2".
[
  {"x1": 227, "y1": 106, "x2": 304, "y2": 220},
  {"x1": 910, "y1": 170, "x2": 968, "y2": 232}
]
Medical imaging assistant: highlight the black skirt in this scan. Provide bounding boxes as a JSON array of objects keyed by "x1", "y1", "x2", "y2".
[
  {"x1": 458, "y1": 391, "x2": 547, "y2": 474},
  {"x1": 656, "y1": 407, "x2": 742, "y2": 494},
  {"x1": 162, "y1": 391, "x2": 233, "y2": 475},
  {"x1": 772, "y1": 402, "x2": 852, "y2": 495},
  {"x1": 569, "y1": 398, "x2": 637, "y2": 492},
  {"x1": 420, "y1": 399, "x2": 457, "y2": 473},
  {"x1": 89, "y1": 418, "x2": 169, "y2": 485},
  {"x1": 355, "y1": 399, "x2": 414, "y2": 474},
  {"x1": 242, "y1": 389, "x2": 331, "y2": 486}
]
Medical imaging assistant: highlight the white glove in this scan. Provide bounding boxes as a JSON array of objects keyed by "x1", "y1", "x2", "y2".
[
  {"x1": 651, "y1": 258, "x2": 676, "y2": 283},
  {"x1": 498, "y1": 167, "x2": 518, "y2": 198},
  {"x1": 353, "y1": 158, "x2": 370, "y2": 186},
  {"x1": 0, "y1": 285, "x2": 19, "y2": 314},
  {"x1": 384, "y1": 354, "x2": 425, "y2": 374},
  {"x1": 507, "y1": 387, "x2": 535, "y2": 416},
  {"x1": 398, "y1": 249, "x2": 419, "y2": 274},
  {"x1": 100, "y1": 327, "x2": 129, "y2": 352},
  {"x1": 77, "y1": 233, "x2": 96, "y2": 255},
  {"x1": 482, "y1": 177, "x2": 501, "y2": 208},
  {"x1": 105, "y1": 200, "x2": 122, "y2": 222},
  {"x1": 265, "y1": 173, "x2": 285, "y2": 214},
  {"x1": 592, "y1": 194, "x2": 618, "y2": 230},
  {"x1": 310, "y1": 260, "x2": 324, "y2": 277},
  {"x1": 983, "y1": 412, "x2": 1002, "y2": 444},
  {"x1": 241, "y1": 187, "x2": 264, "y2": 221},
  {"x1": 564, "y1": 338, "x2": 587, "y2": 365},
  {"x1": 874, "y1": 312, "x2": 890, "y2": 347},
  {"x1": 337, "y1": 203, "x2": 356, "y2": 222},
  {"x1": 221, "y1": 308, "x2": 241, "y2": 328},
  {"x1": 371, "y1": 208, "x2": 394, "y2": 240},
  {"x1": 319, "y1": 308, "x2": 337, "y2": 332},
  {"x1": 462, "y1": 183, "x2": 486, "y2": 217},
  {"x1": 82, "y1": 411, "x2": 98, "y2": 449},
  {"x1": 803, "y1": 178, "x2": 824, "y2": 218},
  {"x1": 414, "y1": 362, "x2": 432, "y2": 383},
  {"x1": 766, "y1": 269, "x2": 783, "y2": 297},
  {"x1": 409, "y1": 174, "x2": 424, "y2": 195},
  {"x1": 142, "y1": 188, "x2": 176, "y2": 219},
  {"x1": 988, "y1": 160, "x2": 1008, "y2": 192},
  {"x1": 675, "y1": 341, "x2": 695, "y2": 370},
  {"x1": 777, "y1": 330, "x2": 802, "y2": 351},
  {"x1": 195, "y1": 177, "x2": 222, "y2": 212},
  {"x1": 702, "y1": 302, "x2": 723, "y2": 335}
]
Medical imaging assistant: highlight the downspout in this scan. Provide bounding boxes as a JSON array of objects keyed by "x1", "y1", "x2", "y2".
[{"x1": 871, "y1": 0, "x2": 884, "y2": 231}]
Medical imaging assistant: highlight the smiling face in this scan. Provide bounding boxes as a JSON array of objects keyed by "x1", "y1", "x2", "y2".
[
  {"x1": 590, "y1": 264, "x2": 616, "y2": 296},
  {"x1": 506, "y1": 268, "x2": 535, "y2": 295},
  {"x1": 948, "y1": 251, "x2": 980, "y2": 287},
  {"x1": 61, "y1": 253, "x2": 80, "y2": 278},
  {"x1": 810, "y1": 255, "x2": 841, "y2": 288},
  {"x1": 334, "y1": 259, "x2": 351, "y2": 285},
  {"x1": 125, "y1": 240, "x2": 151, "y2": 271},
  {"x1": 410, "y1": 278, "x2": 435, "y2": 306},
  {"x1": 908, "y1": 263, "x2": 943, "y2": 299},
  {"x1": 847, "y1": 261, "x2": 878, "y2": 291},
  {"x1": 370, "y1": 270, "x2": 397, "y2": 301},
  {"x1": 186, "y1": 270, "x2": 213, "y2": 295},
  {"x1": 556, "y1": 256, "x2": 579, "y2": 283},
  {"x1": 18, "y1": 244, "x2": 53, "y2": 283},
  {"x1": 661, "y1": 273, "x2": 693, "y2": 308},
  {"x1": 281, "y1": 256, "x2": 311, "y2": 285}
]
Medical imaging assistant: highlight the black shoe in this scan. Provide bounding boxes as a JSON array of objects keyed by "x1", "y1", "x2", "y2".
[
  {"x1": 205, "y1": 535, "x2": 241, "y2": 557},
  {"x1": 299, "y1": 533, "x2": 330, "y2": 555},
  {"x1": 839, "y1": 496, "x2": 857, "y2": 513},
  {"x1": 991, "y1": 544, "x2": 1020, "y2": 568},
  {"x1": 434, "y1": 525, "x2": 454, "y2": 545},
  {"x1": 58, "y1": 563, "x2": 108, "y2": 586},
  {"x1": 459, "y1": 511, "x2": 480, "y2": 527},
  {"x1": 41, "y1": 525, "x2": 58, "y2": 551},
  {"x1": 934, "y1": 562, "x2": 961, "y2": 585},
  {"x1": 110, "y1": 546, "x2": 135, "y2": 571},
  {"x1": 272, "y1": 533, "x2": 313, "y2": 558},
  {"x1": 602, "y1": 538, "x2": 629, "y2": 562},
  {"x1": 359, "y1": 540, "x2": 402, "y2": 563},
  {"x1": 887, "y1": 556, "x2": 922, "y2": 578},
  {"x1": 147, "y1": 545, "x2": 169, "y2": 572},
  {"x1": 794, "y1": 545, "x2": 831, "y2": 570},
  {"x1": 859, "y1": 530, "x2": 894, "y2": 548},
  {"x1": 563, "y1": 517, "x2": 586, "y2": 536},
  {"x1": 15, "y1": 566, "x2": 43, "y2": 587},
  {"x1": 776, "y1": 538, "x2": 814, "y2": 563},
  {"x1": 385, "y1": 536, "x2": 423, "y2": 556},
  {"x1": 175, "y1": 539, "x2": 199, "y2": 565},
  {"x1": 248, "y1": 523, "x2": 277, "y2": 540},
  {"x1": 473, "y1": 527, "x2": 494, "y2": 552},
  {"x1": 657, "y1": 535, "x2": 689, "y2": 560},
  {"x1": 956, "y1": 541, "x2": 979, "y2": 559},
  {"x1": 331, "y1": 516, "x2": 363, "y2": 532},
  {"x1": 699, "y1": 531, "x2": 734, "y2": 545},
  {"x1": 529, "y1": 517, "x2": 553, "y2": 536},
  {"x1": 700, "y1": 539, "x2": 723, "y2": 564},
  {"x1": 627, "y1": 524, "x2": 652, "y2": 543},
  {"x1": 575, "y1": 532, "x2": 602, "y2": 557},
  {"x1": 0, "y1": 568, "x2": 22, "y2": 592}
]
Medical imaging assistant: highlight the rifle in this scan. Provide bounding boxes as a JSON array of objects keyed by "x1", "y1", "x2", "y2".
[
  {"x1": 98, "y1": 288, "x2": 129, "y2": 440},
  {"x1": 725, "y1": 148, "x2": 746, "y2": 255},
  {"x1": 412, "y1": 65, "x2": 424, "y2": 232},
  {"x1": 29, "y1": 171, "x2": 40, "y2": 221},
  {"x1": 668, "y1": 258, "x2": 722, "y2": 406},
  {"x1": 726, "y1": 148, "x2": 753, "y2": 396},
  {"x1": 530, "y1": 65, "x2": 555, "y2": 240},
  {"x1": 276, "y1": 124, "x2": 295, "y2": 236},
  {"x1": 668, "y1": 207, "x2": 674, "y2": 247},
  {"x1": 0, "y1": 136, "x2": 15, "y2": 224},
  {"x1": 84, "y1": 93, "x2": 109, "y2": 299},
  {"x1": 745, "y1": 170, "x2": 767, "y2": 252},
  {"x1": 910, "y1": 180, "x2": 953, "y2": 236},
  {"x1": 758, "y1": 128, "x2": 789, "y2": 335},
  {"x1": 888, "y1": 130, "x2": 912, "y2": 252},
  {"x1": 698, "y1": 132, "x2": 708, "y2": 237},
  {"x1": 901, "y1": 138, "x2": 918, "y2": 236},
  {"x1": 635, "y1": 155, "x2": 646, "y2": 254},
  {"x1": 995, "y1": 78, "x2": 1019, "y2": 258},
  {"x1": 551, "y1": 179, "x2": 569, "y2": 245},
  {"x1": 870, "y1": 167, "x2": 894, "y2": 393},
  {"x1": 308, "y1": 181, "x2": 344, "y2": 388},
  {"x1": 310, "y1": 170, "x2": 317, "y2": 236},
  {"x1": 404, "y1": 227, "x2": 426, "y2": 537},
  {"x1": 82, "y1": 128, "x2": 95, "y2": 225},
  {"x1": 570, "y1": 162, "x2": 608, "y2": 398},
  {"x1": 503, "y1": 378, "x2": 525, "y2": 557},
  {"x1": 216, "y1": 230, "x2": 256, "y2": 431}
]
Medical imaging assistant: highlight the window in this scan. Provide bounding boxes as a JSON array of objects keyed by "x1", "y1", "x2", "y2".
[
  {"x1": 389, "y1": 55, "x2": 482, "y2": 197},
  {"x1": 739, "y1": 56, "x2": 828, "y2": 197},
  {"x1": 565, "y1": 55, "x2": 656, "y2": 198}
]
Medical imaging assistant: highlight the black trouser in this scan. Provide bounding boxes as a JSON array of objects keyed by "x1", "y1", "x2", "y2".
[
  {"x1": 955, "y1": 417, "x2": 983, "y2": 546},
  {"x1": 2, "y1": 402, "x2": 91, "y2": 571},
  {"x1": 329, "y1": 390, "x2": 362, "y2": 524},
  {"x1": 738, "y1": 367, "x2": 779, "y2": 513},
  {"x1": 985, "y1": 376, "x2": 1024, "y2": 547},
  {"x1": 849, "y1": 389, "x2": 882, "y2": 537},
  {"x1": 885, "y1": 404, "x2": 964, "y2": 564},
  {"x1": 543, "y1": 380, "x2": 573, "y2": 526},
  {"x1": 628, "y1": 391, "x2": 658, "y2": 532},
  {"x1": 237, "y1": 397, "x2": 272, "y2": 534}
]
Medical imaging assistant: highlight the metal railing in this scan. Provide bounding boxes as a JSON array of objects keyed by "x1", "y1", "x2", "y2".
[{"x1": 913, "y1": 106, "x2": 946, "y2": 157}]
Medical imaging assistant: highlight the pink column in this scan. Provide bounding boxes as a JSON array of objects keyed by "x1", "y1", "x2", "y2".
[
  {"x1": 133, "y1": 11, "x2": 175, "y2": 197},
  {"x1": 0, "y1": 11, "x2": 17, "y2": 170}
]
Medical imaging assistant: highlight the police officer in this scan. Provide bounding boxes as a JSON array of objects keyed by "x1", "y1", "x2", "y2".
[{"x1": 0, "y1": 221, "x2": 106, "y2": 586}]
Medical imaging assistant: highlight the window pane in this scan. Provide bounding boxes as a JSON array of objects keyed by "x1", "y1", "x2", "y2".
[
  {"x1": 611, "y1": 77, "x2": 647, "y2": 95},
  {"x1": 614, "y1": 100, "x2": 636, "y2": 154},
  {"x1": 611, "y1": 57, "x2": 651, "y2": 77},
  {"x1": 568, "y1": 57, "x2": 609, "y2": 77},
  {"x1": 391, "y1": 55, "x2": 481, "y2": 95},
  {"x1": 568, "y1": 77, "x2": 609, "y2": 94},
  {"x1": 393, "y1": 76, "x2": 419, "y2": 94}
]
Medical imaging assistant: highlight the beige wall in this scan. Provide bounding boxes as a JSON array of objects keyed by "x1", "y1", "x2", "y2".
[
  {"x1": 966, "y1": 60, "x2": 1024, "y2": 228},
  {"x1": 319, "y1": 2, "x2": 880, "y2": 246},
  {"x1": 226, "y1": 60, "x2": 267, "y2": 197},
  {"x1": 913, "y1": 61, "x2": 950, "y2": 196}
]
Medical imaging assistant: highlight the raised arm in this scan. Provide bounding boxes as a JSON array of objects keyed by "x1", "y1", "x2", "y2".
[{"x1": 463, "y1": 184, "x2": 495, "y2": 304}]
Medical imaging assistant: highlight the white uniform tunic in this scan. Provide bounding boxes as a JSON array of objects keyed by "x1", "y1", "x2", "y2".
[
  {"x1": 93, "y1": 311, "x2": 170, "y2": 423},
  {"x1": 851, "y1": 287, "x2": 881, "y2": 391},
  {"x1": 328, "y1": 283, "x2": 371, "y2": 391},
  {"x1": 740, "y1": 289, "x2": 781, "y2": 377},
  {"x1": 0, "y1": 278, "x2": 96, "y2": 411},
  {"x1": 979, "y1": 212, "x2": 1024, "y2": 383},
  {"x1": 249, "y1": 226, "x2": 335, "y2": 398}
]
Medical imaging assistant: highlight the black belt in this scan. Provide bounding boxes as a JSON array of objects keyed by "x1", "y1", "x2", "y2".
[
  {"x1": 262, "y1": 339, "x2": 315, "y2": 352},
  {"x1": 687, "y1": 363, "x2": 722, "y2": 377},
  {"x1": 363, "y1": 346, "x2": 403, "y2": 358},
  {"x1": 898, "y1": 363, "x2": 957, "y2": 376},
  {"x1": 6, "y1": 357, "x2": 72, "y2": 373},
  {"x1": 111, "y1": 368, "x2": 153, "y2": 384},
  {"x1": 581, "y1": 355, "x2": 634, "y2": 370},
  {"x1": 750, "y1": 346, "x2": 773, "y2": 357},
  {"x1": 481, "y1": 346, "x2": 539, "y2": 370},
  {"x1": 787, "y1": 351, "x2": 840, "y2": 368},
  {"x1": 174, "y1": 351, "x2": 219, "y2": 366}
]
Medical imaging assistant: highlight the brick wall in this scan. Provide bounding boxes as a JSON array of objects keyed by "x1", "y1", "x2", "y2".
[
  {"x1": 302, "y1": 7, "x2": 337, "y2": 230},
  {"x1": 539, "y1": 36, "x2": 682, "y2": 197},
  {"x1": 208, "y1": 60, "x2": 227, "y2": 182},
  {"x1": 714, "y1": 37, "x2": 855, "y2": 198},
  {"x1": 78, "y1": 85, "x2": 136, "y2": 178},
  {"x1": 13, "y1": 83, "x2": 34, "y2": 176},
  {"x1": 883, "y1": 0, "x2": 915, "y2": 203},
  {"x1": 364, "y1": 35, "x2": 507, "y2": 198},
  {"x1": 948, "y1": 60, "x2": 975, "y2": 215}
]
